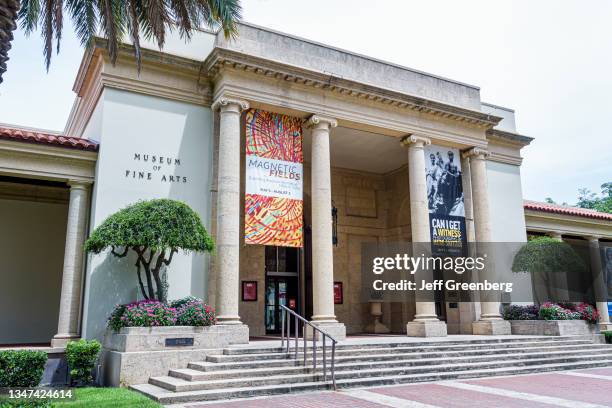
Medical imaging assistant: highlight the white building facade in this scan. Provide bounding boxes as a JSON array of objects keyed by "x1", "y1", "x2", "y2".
[{"x1": 1, "y1": 23, "x2": 611, "y2": 347}]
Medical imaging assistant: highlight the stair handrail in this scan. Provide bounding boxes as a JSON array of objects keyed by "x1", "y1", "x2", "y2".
[{"x1": 279, "y1": 304, "x2": 338, "y2": 389}]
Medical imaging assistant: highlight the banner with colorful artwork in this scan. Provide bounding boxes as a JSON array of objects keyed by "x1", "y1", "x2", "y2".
[
  {"x1": 244, "y1": 109, "x2": 304, "y2": 247},
  {"x1": 425, "y1": 145, "x2": 467, "y2": 256}
]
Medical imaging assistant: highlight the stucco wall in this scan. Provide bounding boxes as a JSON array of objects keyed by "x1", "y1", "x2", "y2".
[
  {"x1": 81, "y1": 88, "x2": 214, "y2": 341},
  {"x1": 486, "y1": 161, "x2": 532, "y2": 302},
  {"x1": 0, "y1": 198, "x2": 67, "y2": 344},
  {"x1": 487, "y1": 161, "x2": 527, "y2": 242}
]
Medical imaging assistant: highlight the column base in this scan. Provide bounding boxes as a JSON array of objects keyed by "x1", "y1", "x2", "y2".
[
  {"x1": 51, "y1": 334, "x2": 80, "y2": 348},
  {"x1": 472, "y1": 319, "x2": 511, "y2": 335},
  {"x1": 306, "y1": 321, "x2": 346, "y2": 341},
  {"x1": 598, "y1": 323, "x2": 612, "y2": 332},
  {"x1": 216, "y1": 315, "x2": 243, "y2": 325},
  {"x1": 365, "y1": 319, "x2": 390, "y2": 334},
  {"x1": 216, "y1": 323, "x2": 249, "y2": 344},
  {"x1": 406, "y1": 320, "x2": 447, "y2": 337}
]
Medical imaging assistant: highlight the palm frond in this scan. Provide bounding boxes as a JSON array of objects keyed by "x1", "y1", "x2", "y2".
[
  {"x1": 15, "y1": 0, "x2": 242, "y2": 71},
  {"x1": 41, "y1": 0, "x2": 54, "y2": 69},
  {"x1": 66, "y1": 0, "x2": 97, "y2": 47},
  {"x1": 205, "y1": 0, "x2": 240, "y2": 38},
  {"x1": 17, "y1": 0, "x2": 40, "y2": 34}
]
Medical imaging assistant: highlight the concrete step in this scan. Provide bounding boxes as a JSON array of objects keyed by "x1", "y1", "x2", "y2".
[
  {"x1": 218, "y1": 338, "x2": 594, "y2": 358},
  {"x1": 171, "y1": 347, "x2": 612, "y2": 381},
  {"x1": 152, "y1": 353, "x2": 612, "y2": 392},
  {"x1": 204, "y1": 340, "x2": 599, "y2": 365},
  {"x1": 221, "y1": 335, "x2": 594, "y2": 355},
  {"x1": 131, "y1": 359, "x2": 612, "y2": 404},
  {"x1": 279, "y1": 339, "x2": 595, "y2": 357}
]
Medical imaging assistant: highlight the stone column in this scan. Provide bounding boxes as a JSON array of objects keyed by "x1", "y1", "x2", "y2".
[
  {"x1": 463, "y1": 147, "x2": 511, "y2": 335},
  {"x1": 213, "y1": 97, "x2": 249, "y2": 330},
  {"x1": 52, "y1": 181, "x2": 90, "y2": 348},
  {"x1": 402, "y1": 135, "x2": 447, "y2": 337},
  {"x1": 459, "y1": 154, "x2": 481, "y2": 332},
  {"x1": 306, "y1": 114, "x2": 346, "y2": 340},
  {"x1": 588, "y1": 236, "x2": 611, "y2": 331}
]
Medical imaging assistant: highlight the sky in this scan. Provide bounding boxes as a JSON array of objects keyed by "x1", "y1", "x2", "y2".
[{"x1": 0, "y1": 0, "x2": 610, "y2": 205}]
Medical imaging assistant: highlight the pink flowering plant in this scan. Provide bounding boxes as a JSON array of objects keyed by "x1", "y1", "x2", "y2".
[
  {"x1": 108, "y1": 300, "x2": 176, "y2": 331},
  {"x1": 108, "y1": 297, "x2": 216, "y2": 331},
  {"x1": 175, "y1": 300, "x2": 216, "y2": 326},
  {"x1": 576, "y1": 303, "x2": 599, "y2": 324}
]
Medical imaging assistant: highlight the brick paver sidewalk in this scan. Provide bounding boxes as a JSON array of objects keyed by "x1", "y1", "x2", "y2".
[{"x1": 182, "y1": 368, "x2": 612, "y2": 408}]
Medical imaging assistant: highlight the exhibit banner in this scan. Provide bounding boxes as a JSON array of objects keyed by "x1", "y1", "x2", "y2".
[
  {"x1": 244, "y1": 109, "x2": 304, "y2": 247},
  {"x1": 424, "y1": 145, "x2": 467, "y2": 255}
]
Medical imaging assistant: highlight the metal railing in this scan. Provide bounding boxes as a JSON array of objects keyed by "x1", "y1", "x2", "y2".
[{"x1": 279, "y1": 305, "x2": 338, "y2": 389}]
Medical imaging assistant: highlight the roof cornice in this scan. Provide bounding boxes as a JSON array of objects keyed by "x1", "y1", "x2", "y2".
[
  {"x1": 204, "y1": 48, "x2": 503, "y2": 129},
  {"x1": 487, "y1": 128, "x2": 534, "y2": 147}
]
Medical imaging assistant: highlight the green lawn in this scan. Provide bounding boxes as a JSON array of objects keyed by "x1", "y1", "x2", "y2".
[{"x1": 52, "y1": 387, "x2": 161, "y2": 408}]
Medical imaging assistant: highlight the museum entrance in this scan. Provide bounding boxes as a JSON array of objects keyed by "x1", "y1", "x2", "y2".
[{"x1": 264, "y1": 246, "x2": 301, "y2": 335}]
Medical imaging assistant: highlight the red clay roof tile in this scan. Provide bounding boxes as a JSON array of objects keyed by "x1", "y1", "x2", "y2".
[
  {"x1": 0, "y1": 125, "x2": 98, "y2": 152},
  {"x1": 524, "y1": 200, "x2": 612, "y2": 221}
]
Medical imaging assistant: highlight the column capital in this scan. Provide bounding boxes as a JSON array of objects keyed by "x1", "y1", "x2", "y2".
[
  {"x1": 212, "y1": 96, "x2": 250, "y2": 113},
  {"x1": 400, "y1": 134, "x2": 431, "y2": 148},
  {"x1": 306, "y1": 114, "x2": 337, "y2": 129},
  {"x1": 67, "y1": 180, "x2": 91, "y2": 190},
  {"x1": 587, "y1": 235, "x2": 601, "y2": 243},
  {"x1": 462, "y1": 147, "x2": 490, "y2": 160},
  {"x1": 549, "y1": 232, "x2": 563, "y2": 240}
]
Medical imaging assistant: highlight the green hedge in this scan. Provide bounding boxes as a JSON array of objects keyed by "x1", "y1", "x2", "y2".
[
  {"x1": 0, "y1": 350, "x2": 47, "y2": 387},
  {"x1": 65, "y1": 340, "x2": 101, "y2": 386},
  {"x1": 603, "y1": 331, "x2": 612, "y2": 344}
]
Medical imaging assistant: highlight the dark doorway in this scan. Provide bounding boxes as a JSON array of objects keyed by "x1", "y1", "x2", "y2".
[{"x1": 265, "y1": 246, "x2": 300, "y2": 335}]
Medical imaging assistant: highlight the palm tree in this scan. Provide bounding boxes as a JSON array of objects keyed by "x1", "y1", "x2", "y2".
[
  {"x1": 15, "y1": 0, "x2": 240, "y2": 71},
  {"x1": 0, "y1": 0, "x2": 19, "y2": 83}
]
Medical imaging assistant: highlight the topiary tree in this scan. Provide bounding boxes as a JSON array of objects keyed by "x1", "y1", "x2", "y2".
[
  {"x1": 512, "y1": 236, "x2": 587, "y2": 303},
  {"x1": 85, "y1": 199, "x2": 214, "y2": 302}
]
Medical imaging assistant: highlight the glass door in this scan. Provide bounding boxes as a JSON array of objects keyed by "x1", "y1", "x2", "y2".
[{"x1": 265, "y1": 246, "x2": 300, "y2": 335}]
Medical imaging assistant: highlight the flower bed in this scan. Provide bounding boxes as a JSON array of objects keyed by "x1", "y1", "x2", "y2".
[
  {"x1": 101, "y1": 297, "x2": 248, "y2": 386},
  {"x1": 503, "y1": 302, "x2": 599, "y2": 323},
  {"x1": 107, "y1": 297, "x2": 216, "y2": 332},
  {"x1": 504, "y1": 302, "x2": 600, "y2": 336}
]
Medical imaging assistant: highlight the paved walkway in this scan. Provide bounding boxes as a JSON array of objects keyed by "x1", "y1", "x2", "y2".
[{"x1": 176, "y1": 368, "x2": 612, "y2": 408}]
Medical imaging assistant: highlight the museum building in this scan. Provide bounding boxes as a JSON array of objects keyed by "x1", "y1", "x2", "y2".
[{"x1": 1, "y1": 22, "x2": 611, "y2": 348}]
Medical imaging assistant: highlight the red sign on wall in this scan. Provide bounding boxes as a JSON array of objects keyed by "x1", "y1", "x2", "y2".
[
  {"x1": 242, "y1": 281, "x2": 257, "y2": 301},
  {"x1": 334, "y1": 282, "x2": 343, "y2": 304}
]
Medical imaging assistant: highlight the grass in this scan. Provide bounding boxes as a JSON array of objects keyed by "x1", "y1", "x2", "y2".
[{"x1": 52, "y1": 387, "x2": 161, "y2": 408}]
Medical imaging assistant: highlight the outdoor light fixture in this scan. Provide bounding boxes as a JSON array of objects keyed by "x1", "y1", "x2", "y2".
[{"x1": 332, "y1": 202, "x2": 338, "y2": 246}]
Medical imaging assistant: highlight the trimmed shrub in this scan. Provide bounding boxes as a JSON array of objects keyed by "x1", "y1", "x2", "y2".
[
  {"x1": 65, "y1": 339, "x2": 101, "y2": 386},
  {"x1": 108, "y1": 300, "x2": 176, "y2": 332},
  {"x1": 603, "y1": 331, "x2": 612, "y2": 344},
  {"x1": 175, "y1": 301, "x2": 216, "y2": 326},
  {"x1": 503, "y1": 304, "x2": 539, "y2": 320},
  {"x1": 85, "y1": 199, "x2": 214, "y2": 302},
  {"x1": 0, "y1": 350, "x2": 47, "y2": 387}
]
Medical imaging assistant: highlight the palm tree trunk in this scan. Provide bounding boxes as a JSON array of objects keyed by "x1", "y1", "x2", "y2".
[{"x1": 0, "y1": 0, "x2": 19, "y2": 84}]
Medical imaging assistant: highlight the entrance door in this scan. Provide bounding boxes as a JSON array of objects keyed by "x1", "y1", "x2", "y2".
[
  {"x1": 265, "y1": 246, "x2": 300, "y2": 335},
  {"x1": 265, "y1": 276, "x2": 299, "y2": 334}
]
